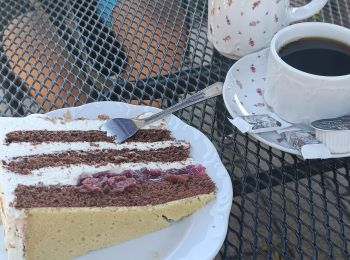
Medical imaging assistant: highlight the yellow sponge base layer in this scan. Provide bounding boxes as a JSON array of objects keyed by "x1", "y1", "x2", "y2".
[{"x1": 24, "y1": 193, "x2": 215, "y2": 260}]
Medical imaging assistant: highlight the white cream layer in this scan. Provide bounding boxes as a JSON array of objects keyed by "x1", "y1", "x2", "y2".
[{"x1": 0, "y1": 114, "x2": 166, "y2": 145}]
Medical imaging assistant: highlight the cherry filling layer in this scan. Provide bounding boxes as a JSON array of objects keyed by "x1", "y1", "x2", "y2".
[{"x1": 76, "y1": 165, "x2": 207, "y2": 193}]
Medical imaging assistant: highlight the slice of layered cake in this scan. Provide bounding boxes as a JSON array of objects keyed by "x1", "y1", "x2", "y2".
[{"x1": 0, "y1": 114, "x2": 216, "y2": 260}]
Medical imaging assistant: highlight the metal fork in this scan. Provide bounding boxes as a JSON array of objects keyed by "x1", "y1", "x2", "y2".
[{"x1": 100, "y1": 82, "x2": 223, "y2": 143}]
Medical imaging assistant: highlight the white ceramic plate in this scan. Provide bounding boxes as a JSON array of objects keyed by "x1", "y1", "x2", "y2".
[
  {"x1": 223, "y1": 48, "x2": 350, "y2": 158},
  {"x1": 0, "y1": 101, "x2": 233, "y2": 260}
]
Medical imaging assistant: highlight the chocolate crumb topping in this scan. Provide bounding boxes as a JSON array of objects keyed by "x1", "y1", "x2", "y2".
[
  {"x1": 5, "y1": 146, "x2": 189, "y2": 174},
  {"x1": 5, "y1": 129, "x2": 172, "y2": 144},
  {"x1": 14, "y1": 175, "x2": 215, "y2": 209}
]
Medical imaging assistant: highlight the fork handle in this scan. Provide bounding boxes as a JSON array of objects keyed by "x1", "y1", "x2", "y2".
[{"x1": 137, "y1": 82, "x2": 223, "y2": 127}]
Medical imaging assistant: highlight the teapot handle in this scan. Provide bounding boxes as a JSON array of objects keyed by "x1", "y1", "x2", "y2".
[{"x1": 287, "y1": 0, "x2": 328, "y2": 24}]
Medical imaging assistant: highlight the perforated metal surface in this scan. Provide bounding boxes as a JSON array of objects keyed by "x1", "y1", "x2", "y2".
[{"x1": 1, "y1": 0, "x2": 350, "y2": 259}]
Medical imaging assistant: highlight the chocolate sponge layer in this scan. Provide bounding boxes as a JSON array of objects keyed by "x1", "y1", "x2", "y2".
[
  {"x1": 4, "y1": 146, "x2": 189, "y2": 175},
  {"x1": 14, "y1": 175, "x2": 215, "y2": 208}
]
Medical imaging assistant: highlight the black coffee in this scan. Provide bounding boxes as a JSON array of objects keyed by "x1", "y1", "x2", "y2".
[{"x1": 278, "y1": 37, "x2": 350, "y2": 76}]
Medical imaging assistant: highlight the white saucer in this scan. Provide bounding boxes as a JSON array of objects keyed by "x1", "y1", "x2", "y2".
[{"x1": 223, "y1": 48, "x2": 350, "y2": 158}]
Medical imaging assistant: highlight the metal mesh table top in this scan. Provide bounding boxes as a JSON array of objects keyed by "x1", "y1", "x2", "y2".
[{"x1": 1, "y1": 0, "x2": 350, "y2": 259}]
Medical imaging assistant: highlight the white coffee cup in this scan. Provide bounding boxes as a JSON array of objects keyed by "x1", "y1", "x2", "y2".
[
  {"x1": 208, "y1": 0, "x2": 328, "y2": 59},
  {"x1": 264, "y1": 22, "x2": 350, "y2": 124}
]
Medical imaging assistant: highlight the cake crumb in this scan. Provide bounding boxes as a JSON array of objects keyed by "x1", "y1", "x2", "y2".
[
  {"x1": 98, "y1": 114, "x2": 110, "y2": 120},
  {"x1": 62, "y1": 109, "x2": 73, "y2": 122}
]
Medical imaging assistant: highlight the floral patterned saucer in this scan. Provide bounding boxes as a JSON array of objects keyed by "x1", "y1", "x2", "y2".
[{"x1": 223, "y1": 48, "x2": 350, "y2": 158}]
